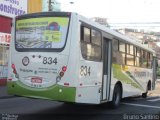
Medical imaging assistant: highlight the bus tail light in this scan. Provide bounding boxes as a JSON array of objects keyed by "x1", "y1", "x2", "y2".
[
  {"x1": 13, "y1": 69, "x2": 17, "y2": 74},
  {"x1": 11, "y1": 64, "x2": 16, "y2": 69},
  {"x1": 59, "y1": 66, "x2": 67, "y2": 77},
  {"x1": 11, "y1": 64, "x2": 17, "y2": 73},
  {"x1": 11, "y1": 64, "x2": 19, "y2": 78},
  {"x1": 56, "y1": 66, "x2": 67, "y2": 83},
  {"x1": 62, "y1": 66, "x2": 67, "y2": 72},
  {"x1": 56, "y1": 76, "x2": 61, "y2": 82},
  {"x1": 59, "y1": 71, "x2": 64, "y2": 77}
]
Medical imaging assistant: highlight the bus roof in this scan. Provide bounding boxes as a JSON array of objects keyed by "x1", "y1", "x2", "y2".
[
  {"x1": 15, "y1": 12, "x2": 155, "y2": 55},
  {"x1": 75, "y1": 12, "x2": 155, "y2": 54}
]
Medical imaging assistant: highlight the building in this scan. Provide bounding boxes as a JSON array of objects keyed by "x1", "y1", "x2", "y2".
[
  {"x1": 28, "y1": 0, "x2": 42, "y2": 13},
  {"x1": 116, "y1": 28, "x2": 160, "y2": 59},
  {"x1": 28, "y1": 0, "x2": 61, "y2": 13},
  {"x1": 0, "y1": 0, "x2": 28, "y2": 85},
  {"x1": 91, "y1": 17, "x2": 109, "y2": 26}
]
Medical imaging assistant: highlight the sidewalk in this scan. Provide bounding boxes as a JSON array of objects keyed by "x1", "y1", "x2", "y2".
[{"x1": 148, "y1": 80, "x2": 160, "y2": 96}]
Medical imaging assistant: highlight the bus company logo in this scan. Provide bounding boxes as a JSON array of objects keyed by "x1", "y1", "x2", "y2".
[
  {"x1": 22, "y1": 56, "x2": 30, "y2": 66},
  {"x1": 47, "y1": 22, "x2": 60, "y2": 31}
]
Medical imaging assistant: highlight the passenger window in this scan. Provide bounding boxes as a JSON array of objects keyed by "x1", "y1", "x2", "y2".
[
  {"x1": 130, "y1": 45, "x2": 134, "y2": 55},
  {"x1": 84, "y1": 27, "x2": 90, "y2": 43},
  {"x1": 113, "y1": 39, "x2": 118, "y2": 51},
  {"x1": 81, "y1": 25, "x2": 102, "y2": 61},
  {"x1": 137, "y1": 48, "x2": 140, "y2": 57},
  {"x1": 91, "y1": 29, "x2": 101, "y2": 46},
  {"x1": 119, "y1": 42, "x2": 125, "y2": 53}
]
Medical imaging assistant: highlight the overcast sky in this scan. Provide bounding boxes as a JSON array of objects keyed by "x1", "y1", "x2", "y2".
[{"x1": 58, "y1": 0, "x2": 160, "y2": 23}]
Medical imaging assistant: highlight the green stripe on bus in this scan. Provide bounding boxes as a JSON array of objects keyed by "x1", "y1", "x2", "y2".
[
  {"x1": 7, "y1": 81, "x2": 76, "y2": 102},
  {"x1": 112, "y1": 64, "x2": 144, "y2": 90}
]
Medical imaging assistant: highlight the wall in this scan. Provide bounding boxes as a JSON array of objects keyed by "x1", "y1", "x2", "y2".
[
  {"x1": 0, "y1": 0, "x2": 27, "y2": 86},
  {"x1": 28, "y1": 0, "x2": 42, "y2": 13},
  {"x1": 28, "y1": 0, "x2": 61, "y2": 13}
]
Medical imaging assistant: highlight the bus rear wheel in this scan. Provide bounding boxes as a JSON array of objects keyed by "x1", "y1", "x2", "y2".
[
  {"x1": 111, "y1": 84, "x2": 122, "y2": 109},
  {"x1": 142, "y1": 81, "x2": 151, "y2": 98},
  {"x1": 142, "y1": 92, "x2": 147, "y2": 98}
]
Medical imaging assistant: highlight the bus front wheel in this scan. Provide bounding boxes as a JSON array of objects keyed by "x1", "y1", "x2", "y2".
[{"x1": 111, "y1": 84, "x2": 122, "y2": 109}]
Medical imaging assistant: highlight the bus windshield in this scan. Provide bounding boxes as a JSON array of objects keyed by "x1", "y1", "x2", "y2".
[{"x1": 15, "y1": 16, "x2": 70, "y2": 51}]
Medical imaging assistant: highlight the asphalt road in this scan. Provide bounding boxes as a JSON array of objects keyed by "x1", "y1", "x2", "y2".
[
  {"x1": 0, "y1": 95, "x2": 160, "y2": 120},
  {"x1": 0, "y1": 82, "x2": 160, "y2": 120}
]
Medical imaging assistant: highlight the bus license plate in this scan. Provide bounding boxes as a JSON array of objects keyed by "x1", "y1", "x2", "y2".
[{"x1": 31, "y1": 77, "x2": 42, "y2": 83}]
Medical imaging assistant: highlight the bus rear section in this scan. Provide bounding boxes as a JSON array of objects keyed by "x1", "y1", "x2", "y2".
[{"x1": 7, "y1": 12, "x2": 78, "y2": 102}]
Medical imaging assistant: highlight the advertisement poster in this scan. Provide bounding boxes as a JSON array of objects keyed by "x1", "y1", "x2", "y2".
[
  {"x1": 16, "y1": 17, "x2": 69, "y2": 49},
  {"x1": 0, "y1": 32, "x2": 11, "y2": 45}
]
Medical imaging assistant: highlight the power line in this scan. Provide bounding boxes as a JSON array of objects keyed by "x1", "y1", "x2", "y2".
[
  {"x1": 109, "y1": 22, "x2": 160, "y2": 24},
  {"x1": 110, "y1": 26, "x2": 160, "y2": 27}
]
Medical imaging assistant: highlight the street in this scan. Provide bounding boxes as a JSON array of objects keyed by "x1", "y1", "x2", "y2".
[
  {"x1": 0, "y1": 82, "x2": 160, "y2": 120},
  {"x1": 0, "y1": 95, "x2": 160, "y2": 120}
]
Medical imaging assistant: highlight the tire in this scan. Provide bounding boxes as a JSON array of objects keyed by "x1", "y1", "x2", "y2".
[
  {"x1": 142, "y1": 92, "x2": 147, "y2": 98},
  {"x1": 142, "y1": 82, "x2": 150, "y2": 98},
  {"x1": 111, "y1": 84, "x2": 122, "y2": 109}
]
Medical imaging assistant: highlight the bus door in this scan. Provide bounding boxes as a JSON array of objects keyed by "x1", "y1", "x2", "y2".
[{"x1": 102, "y1": 38, "x2": 112, "y2": 101}]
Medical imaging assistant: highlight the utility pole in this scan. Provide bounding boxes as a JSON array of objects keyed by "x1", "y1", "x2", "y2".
[{"x1": 48, "y1": 0, "x2": 52, "y2": 11}]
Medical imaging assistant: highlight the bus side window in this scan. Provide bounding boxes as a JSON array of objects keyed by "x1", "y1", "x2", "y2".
[
  {"x1": 135, "y1": 47, "x2": 140, "y2": 67},
  {"x1": 91, "y1": 29, "x2": 102, "y2": 61},
  {"x1": 148, "y1": 53, "x2": 152, "y2": 68},
  {"x1": 91, "y1": 29, "x2": 101, "y2": 46},
  {"x1": 80, "y1": 25, "x2": 102, "y2": 61},
  {"x1": 118, "y1": 42, "x2": 126, "y2": 65},
  {"x1": 126, "y1": 44, "x2": 134, "y2": 66},
  {"x1": 112, "y1": 39, "x2": 119, "y2": 63},
  {"x1": 141, "y1": 50, "x2": 147, "y2": 68},
  {"x1": 83, "y1": 27, "x2": 91, "y2": 43},
  {"x1": 81, "y1": 26, "x2": 91, "y2": 59}
]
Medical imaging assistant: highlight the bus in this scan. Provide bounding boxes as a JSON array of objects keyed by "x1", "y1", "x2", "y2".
[{"x1": 7, "y1": 12, "x2": 157, "y2": 108}]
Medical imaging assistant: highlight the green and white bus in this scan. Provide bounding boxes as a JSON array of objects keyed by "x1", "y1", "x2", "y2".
[{"x1": 7, "y1": 12, "x2": 157, "y2": 108}]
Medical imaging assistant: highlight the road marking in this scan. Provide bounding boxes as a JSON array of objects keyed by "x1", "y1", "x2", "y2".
[
  {"x1": 122, "y1": 103, "x2": 160, "y2": 109},
  {"x1": 147, "y1": 97, "x2": 160, "y2": 102}
]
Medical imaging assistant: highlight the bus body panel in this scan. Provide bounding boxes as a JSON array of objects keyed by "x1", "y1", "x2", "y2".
[
  {"x1": 7, "y1": 81, "x2": 76, "y2": 102},
  {"x1": 10, "y1": 52, "x2": 69, "y2": 88},
  {"x1": 76, "y1": 86, "x2": 101, "y2": 104},
  {"x1": 75, "y1": 60, "x2": 102, "y2": 104},
  {"x1": 110, "y1": 64, "x2": 152, "y2": 99},
  {"x1": 8, "y1": 12, "x2": 78, "y2": 102},
  {"x1": 7, "y1": 12, "x2": 157, "y2": 105}
]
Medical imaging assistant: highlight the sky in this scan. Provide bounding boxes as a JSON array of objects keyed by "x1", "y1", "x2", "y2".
[{"x1": 58, "y1": 0, "x2": 160, "y2": 24}]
